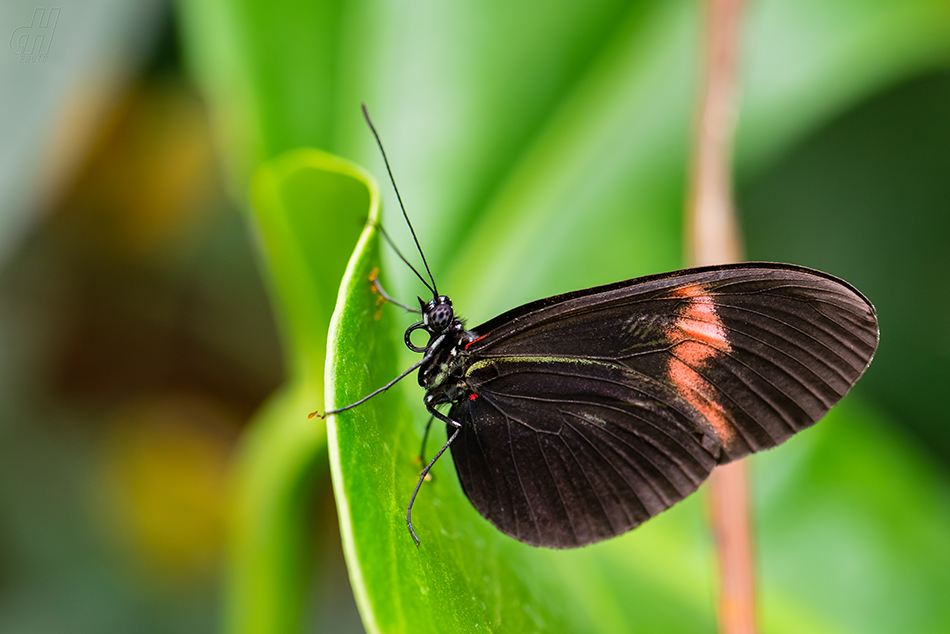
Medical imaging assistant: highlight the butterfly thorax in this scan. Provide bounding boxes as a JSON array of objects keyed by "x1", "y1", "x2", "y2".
[{"x1": 407, "y1": 295, "x2": 479, "y2": 407}]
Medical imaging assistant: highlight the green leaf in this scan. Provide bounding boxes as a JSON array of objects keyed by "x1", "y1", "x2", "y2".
[
  {"x1": 327, "y1": 250, "x2": 950, "y2": 634},
  {"x1": 227, "y1": 150, "x2": 378, "y2": 634},
  {"x1": 173, "y1": 0, "x2": 348, "y2": 192},
  {"x1": 325, "y1": 211, "x2": 720, "y2": 634}
]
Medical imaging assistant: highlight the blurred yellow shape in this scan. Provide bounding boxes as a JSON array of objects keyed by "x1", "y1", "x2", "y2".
[
  {"x1": 53, "y1": 80, "x2": 217, "y2": 257},
  {"x1": 98, "y1": 394, "x2": 235, "y2": 586}
]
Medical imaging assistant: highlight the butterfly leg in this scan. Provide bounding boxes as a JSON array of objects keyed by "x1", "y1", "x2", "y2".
[
  {"x1": 310, "y1": 359, "x2": 424, "y2": 418},
  {"x1": 369, "y1": 267, "x2": 422, "y2": 314},
  {"x1": 407, "y1": 404, "x2": 461, "y2": 546},
  {"x1": 416, "y1": 415, "x2": 435, "y2": 466}
]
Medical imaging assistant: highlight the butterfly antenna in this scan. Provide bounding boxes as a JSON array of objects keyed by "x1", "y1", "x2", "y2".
[
  {"x1": 377, "y1": 224, "x2": 434, "y2": 295},
  {"x1": 362, "y1": 104, "x2": 439, "y2": 296}
]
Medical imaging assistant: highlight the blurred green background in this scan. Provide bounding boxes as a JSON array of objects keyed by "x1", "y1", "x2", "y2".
[{"x1": 1, "y1": 0, "x2": 949, "y2": 632}]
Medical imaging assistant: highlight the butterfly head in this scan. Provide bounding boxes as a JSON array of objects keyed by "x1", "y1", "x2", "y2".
[
  {"x1": 422, "y1": 295, "x2": 455, "y2": 332},
  {"x1": 406, "y1": 295, "x2": 458, "y2": 354}
]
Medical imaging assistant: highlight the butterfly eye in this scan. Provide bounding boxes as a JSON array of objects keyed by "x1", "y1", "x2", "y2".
[{"x1": 429, "y1": 303, "x2": 454, "y2": 331}]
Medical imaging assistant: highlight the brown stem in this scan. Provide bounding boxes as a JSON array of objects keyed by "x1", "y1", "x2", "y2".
[
  {"x1": 685, "y1": 0, "x2": 744, "y2": 268},
  {"x1": 708, "y1": 461, "x2": 757, "y2": 634},
  {"x1": 684, "y1": 1, "x2": 757, "y2": 633}
]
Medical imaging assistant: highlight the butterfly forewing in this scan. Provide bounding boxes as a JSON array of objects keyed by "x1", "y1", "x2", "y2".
[{"x1": 449, "y1": 264, "x2": 878, "y2": 547}]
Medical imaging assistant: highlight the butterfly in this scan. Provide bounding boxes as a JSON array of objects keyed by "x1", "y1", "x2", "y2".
[{"x1": 316, "y1": 106, "x2": 880, "y2": 549}]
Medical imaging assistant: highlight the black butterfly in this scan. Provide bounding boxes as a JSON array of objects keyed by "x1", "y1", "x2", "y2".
[{"x1": 318, "y1": 107, "x2": 879, "y2": 549}]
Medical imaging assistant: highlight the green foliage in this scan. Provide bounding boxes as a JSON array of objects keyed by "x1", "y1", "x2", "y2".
[
  {"x1": 173, "y1": 0, "x2": 950, "y2": 632},
  {"x1": 227, "y1": 151, "x2": 377, "y2": 633},
  {"x1": 741, "y1": 71, "x2": 950, "y2": 457}
]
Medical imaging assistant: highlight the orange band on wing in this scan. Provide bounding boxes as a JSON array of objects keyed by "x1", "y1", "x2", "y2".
[
  {"x1": 668, "y1": 356, "x2": 735, "y2": 445},
  {"x1": 666, "y1": 287, "x2": 735, "y2": 446},
  {"x1": 672, "y1": 286, "x2": 730, "y2": 357}
]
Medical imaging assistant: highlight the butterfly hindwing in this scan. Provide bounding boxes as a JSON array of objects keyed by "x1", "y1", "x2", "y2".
[{"x1": 448, "y1": 357, "x2": 721, "y2": 548}]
